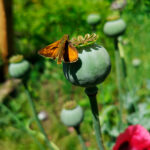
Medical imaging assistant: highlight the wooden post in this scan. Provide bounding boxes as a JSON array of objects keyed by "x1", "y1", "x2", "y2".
[{"x1": 0, "y1": 0, "x2": 13, "y2": 82}]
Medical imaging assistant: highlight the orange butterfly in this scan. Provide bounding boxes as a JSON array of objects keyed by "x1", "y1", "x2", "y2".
[{"x1": 38, "y1": 34, "x2": 78, "y2": 64}]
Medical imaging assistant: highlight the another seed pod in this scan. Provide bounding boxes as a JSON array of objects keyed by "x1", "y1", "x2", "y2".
[
  {"x1": 103, "y1": 13, "x2": 126, "y2": 37},
  {"x1": 63, "y1": 34, "x2": 111, "y2": 87},
  {"x1": 60, "y1": 101, "x2": 84, "y2": 127},
  {"x1": 87, "y1": 14, "x2": 101, "y2": 26},
  {"x1": 9, "y1": 55, "x2": 30, "y2": 78}
]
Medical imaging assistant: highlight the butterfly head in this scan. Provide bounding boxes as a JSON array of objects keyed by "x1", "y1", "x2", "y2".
[{"x1": 62, "y1": 34, "x2": 69, "y2": 41}]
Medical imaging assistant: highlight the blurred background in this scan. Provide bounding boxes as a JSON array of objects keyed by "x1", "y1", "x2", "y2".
[{"x1": 0, "y1": 0, "x2": 150, "y2": 149}]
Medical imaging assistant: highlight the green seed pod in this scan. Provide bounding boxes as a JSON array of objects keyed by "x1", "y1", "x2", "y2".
[
  {"x1": 63, "y1": 44, "x2": 111, "y2": 87},
  {"x1": 87, "y1": 14, "x2": 101, "y2": 26},
  {"x1": 9, "y1": 55, "x2": 30, "y2": 78},
  {"x1": 103, "y1": 18, "x2": 126, "y2": 37},
  {"x1": 60, "y1": 101, "x2": 84, "y2": 127}
]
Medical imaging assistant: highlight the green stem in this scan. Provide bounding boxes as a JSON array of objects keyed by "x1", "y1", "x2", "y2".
[
  {"x1": 74, "y1": 126, "x2": 88, "y2": 150},
  {"x1": 117, "y1": 40, "x2": 127, "y2": 79},
  {"x1": 85, "y1": 86, "x2": 105, "y2": 150},
  {"x1": 114, "y1": 38, "x2": 123, "y2": 131},
  {"x1": 0, "y1": 103, "x2": 45, "y2": 150},
  {"x1": 22, "y1": 82, "x2": 54, "y2": 150},
  {"x1": 120, "y1": 57, "x2": 127, "y2": 79},
  {"x1": 92, "y1": 25, "x2": 97, "y2": 32}
]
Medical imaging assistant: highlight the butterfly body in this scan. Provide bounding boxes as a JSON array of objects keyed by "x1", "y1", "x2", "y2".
[{"x1": 38, "y1": 34, "x2": 78, "y2": 64}]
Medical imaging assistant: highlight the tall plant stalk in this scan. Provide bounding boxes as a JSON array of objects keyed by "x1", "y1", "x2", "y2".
[
  {"x1": 22, "y1": 81, "x2": 54, "y2": 150},
  {"x1": 114, "y1": 38, "x2": 123, "y2": 131},
  {"x1": 118, "y1": 41, "x2": 127, "y2": 79},
  {"x1": 85, "y1": 86, "x2": 105, "y2": 150},
  {"x1": 74, "y1": 126, "x2": 88, "y2": 150}
]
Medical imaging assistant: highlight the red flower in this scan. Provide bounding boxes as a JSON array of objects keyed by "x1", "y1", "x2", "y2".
[{"x1": 113, "y1": 125, "x2": 150, "y2": 150}]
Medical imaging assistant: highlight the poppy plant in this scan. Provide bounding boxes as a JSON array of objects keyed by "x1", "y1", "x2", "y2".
[{"x1": 113, "y1": 125, "x2": 150, "y2": 150}]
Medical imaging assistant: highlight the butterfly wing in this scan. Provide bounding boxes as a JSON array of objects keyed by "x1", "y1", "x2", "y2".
[
  {"x1": 63, "y1": 42, "x2": 78, "y2": 63},
  {"x1": 38, "y1": 40, "x2": 60, "y2": 59}
]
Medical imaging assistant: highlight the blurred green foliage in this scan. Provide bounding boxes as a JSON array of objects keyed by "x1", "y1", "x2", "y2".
[
  {"x1": 1, "y1": 0, "x2": 150, "y2": 150},
  {"x1": 13, "y1": 0, "x2": 110, "y2": 58}
]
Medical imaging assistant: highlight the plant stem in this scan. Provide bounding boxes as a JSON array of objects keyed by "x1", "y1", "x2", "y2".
[
  {"x1": 114, "y1": 38, "x2": 123, "y2": 131},
  {"x1": 117, "y1": 41, "x2": 127, "y2": 79},
  {"x1": 22, "y1": 82, "x2": 54, "y2": 150},
  {"x1": 92, "y1": 25, "x2": 97, "y2": 32},
  {"x1": 0, "y1": 103, "x2": 46, "y2": 150},
  {"x1": 74, "y1": 125, "x2": 88, "y2": 150},
  {"x1": 120, "y1": 57, "x2": 127, "y2": 79},
  {"x1": 85, "y1": 86, "x2": 105, "y2": 150}
]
